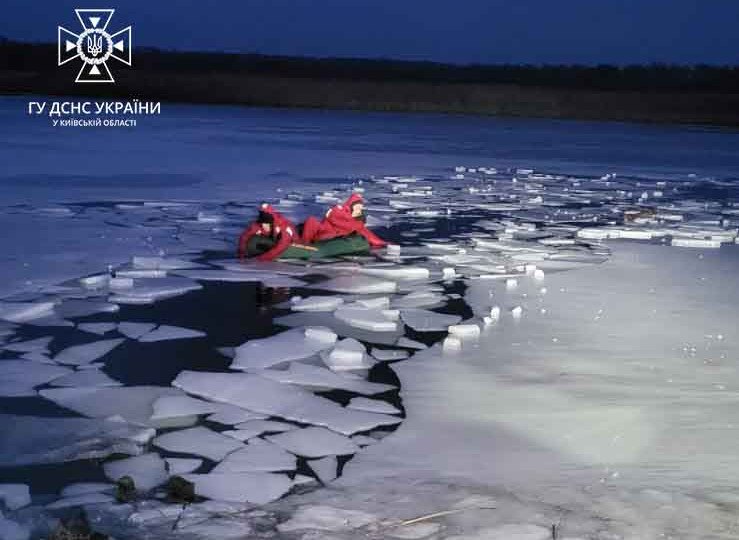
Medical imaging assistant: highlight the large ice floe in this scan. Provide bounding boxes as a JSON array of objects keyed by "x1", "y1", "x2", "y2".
[{"x1": 3, "y1": 163, "x2": 739, "y2": 540}]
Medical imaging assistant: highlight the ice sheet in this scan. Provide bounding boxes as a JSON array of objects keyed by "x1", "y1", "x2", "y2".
[
  {"x1": 117, "y1": 322, "x2": 157, "y2": 339},
  {"x1": 182, "y1": 473, "x2": 292, "y2": 504},
  {"x1": 400, "y1": 309, "x2": 461, "y2": 331},
  {"x1": 258, "y1": 362, "x2": 395, "y2": 395},
  {"x1": 0, "y1": 361, "x2": 73, "y2": 397},
  {"x1": 312, "y1": 276, "x2": 397, "y2": 294},
  {"x1": 334, "y1": 307, "x2": 398, "y2": 332},
  {"x1": 53, "y1": 338, "x2": 125, "y2": 366},
  {"x1": 153, "y1": 427, "x2": 244, "y2": 461},
  {"x1": 0, "y1": 414, "x2": 153, "y2": 466},
  {"x1": 0, "y1": 485, "x2": 30, "y2": 511},
  {"x1": 150, "y1": 395, "x2": 222, "y2": 421},
  {"x1": 231, "y1": 327, "x2": 336, "y2": 370},
  {"x1": 212, "y1": 439, "x2": 296, "y2": 473},
  {"x1": 103, "y1": 453, "x2": 169, "y2": 491},
  {"x1": 266, "y1": 427, "x2": 359, "y2": 458},
  {"x1": 39, "y1": 386, "x2": 185, "y2": 427},
  {"x1": 48, "y1": 368, "x2": 122, "y2": 388},
  {"x1": 172, "y1": 371, "x2": 401, "y2": 435},
  {"x1": 138, "y1": 325, "x2": 206, "y2": 342}
]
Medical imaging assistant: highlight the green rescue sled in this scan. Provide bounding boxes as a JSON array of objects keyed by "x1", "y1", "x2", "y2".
[{"x1": 246, "y1": 234, "x2": 370, "y2": 260}]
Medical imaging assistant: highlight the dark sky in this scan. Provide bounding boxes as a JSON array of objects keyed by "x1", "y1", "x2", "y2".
[{"x1": 3, "y1": 0, "x2": 738, "y2": 65}]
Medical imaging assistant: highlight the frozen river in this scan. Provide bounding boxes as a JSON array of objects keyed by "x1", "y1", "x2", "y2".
[{"x1": 1, "y1": 96, "x2": 739, "y2": 539}]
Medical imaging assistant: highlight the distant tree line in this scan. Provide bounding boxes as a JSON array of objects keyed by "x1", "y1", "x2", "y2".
[{"x1": 2, "y1": 38, "x2": 738, "y2": 92}]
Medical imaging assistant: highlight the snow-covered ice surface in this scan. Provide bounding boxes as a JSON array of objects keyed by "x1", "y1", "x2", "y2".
[{"x1": 3, "y1": 96, "x2": 739, "y2": 539}]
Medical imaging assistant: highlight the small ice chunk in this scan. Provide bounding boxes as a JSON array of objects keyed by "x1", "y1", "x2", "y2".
[
  {"x1": 396, "y1": 337, "x2": 427, "y2": 350},
  {"x1": 0, "y1": 485, "x2": 30, "y2": 511},
  {"x1": 304, "y1": 326, "x2": 338, "y2": 343},
  {"x1": 386, "y1": 244, "x2": 401, "y2": 255},
  {"x1": 442, "y1": 336, "x2": 462, "y2": 351},
  {"x1": 322, "y1": 338, "x2": 374, "y2": 371},
  {"x1": 448, "y1": 324, "x2": 481, "y2": 339},
  {"x1": 231, "y1": 327, "x2": 337, "y2": 371},
  {"x1": 139, "y1": 325, "x2": 205, "y2": 343},
  {"x1": 80, "y1": 274, "x2": 110, "y2": 288},
  {"x1": 103, "y1": 453, "x2": 168, "y2": 491},
  {"x1": 308, "y1": 456, "x2": 338, "y2": 484},
  {"x1": 359, "y1": 266, "x2": 430, "y2": 280},
  {"x1": 77, "y1": 322, "x2": 117, "y2": 336},
  {"x1": 291, "y1": 296, "x2": 344, "y2": 312},
  {"x1": 109, "y1": 277, "x2": 134, "y2": 289},
  {"x1": 115, "y1": 269, "x2": 167, "y2": 278},
  {"x1": 117, "y1": 322, "x2": 156, "y2": 339},
  {"x1": 314, "y1": 275, "x2": 397, "y2": 294},
  {"x1": 49, "y1": 369, "x2": 121, "y2": 388},
  {"x1": 370, "y1": 348, "x2": 410, "y2": 361},
  {"x1": 489, "y1": 306, "x2": 501, "y2": 320},
  {"x1": 347, "y1": 398, "x2": 401, "y2": 415},
  {"x1": 153, "y1": 427, "x2": 243, "y2": 461},
  {"x1": 0, "y1": 301, "x2": 55, "y2": 323},
  {"x1": 54, "y1": 338, "x2": 125, "y2": 366},
  {"x1": 212, "y1": 439, "x2": 296, "y2": 473},
  {"x1": 46, "y1": 492, "x2": 114, "y2": 509},
  {"x1": 60, "y1": 483, "x2": 113, "y2": 498},
  {"x1": 266, "y1": 427, "x2": 359, "y2": 458},
  {"x1": 511, "y1": 306, "x2": 523, "y2": 319},
  {"x1": 183, "y1": 472, "x2": 291, "y2": 504},
  {"x1": 334, "y1": 307, "x2": 398, "y2": 332},
  {"x1": 400, "y1": 309, "x2": 461, "y2": 332},
  {"x1": 533, "y1": 268, "x2": 545, "y2": 281},
  {"x1": 442, "y1": 267, "x2": 457, "y2": 280},
  {"x1": 506, "y1": 278, "x2": 518, "y2": 290},
  {"x1": 166, "y1": 458, "x2": 203, "y2": 475},
  {"x1": 0, "y1": 361, "x2": 73, "y2": 397},
  {"x1": 671, "y1": 238, "x2": 722, "y2": 248},
  {"x1": 150, "y1": 395, "x2": 222, "y2": 421}
]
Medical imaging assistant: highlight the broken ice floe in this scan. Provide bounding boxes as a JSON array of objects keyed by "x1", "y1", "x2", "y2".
[
  {"x1": 153, "y1": 427, "x2": 244, "y2": 461},
  {"x1": 182, "y1": 472, "x2": 292, "y2": 504},
  {"x1": 53, "y1": 338, "x2": 125, "y2": 366},
  {"x1": 138, "y1": 325, "x2": 206, "y2": 342},
  {"x1": 39, "y1": 386, "x2": 187, "y2": 428},
  {"x1": 172, "y1": 371, "x2": 401, "y2": 435},
  {"x1": 231, "y1": 327, "x2": 337, "y2": 370},
  {"x1": 212, "y1": 439, "x2": 296, "y2": 473},
  {"x1": 400, "y1": 309, "x2": 461, "y2": 332},
  {"x1": 259, "y1": 362, "x2": 394, "y2": 395},
  {"x1": 266, "y1": 427, "x2": 359, "y2": 458},
  {"x1": 226, "y1": 420, "x2": 295, "y2": 441},
  {"x1": 0, "y1": 360, "x2": 73, "y2": 397},
  {"x1": 103, "y1": 453, "x2": 169, "y2": 491},
  {"x1": 0, "y1": 414, "x2": 153, "y2": 466}
]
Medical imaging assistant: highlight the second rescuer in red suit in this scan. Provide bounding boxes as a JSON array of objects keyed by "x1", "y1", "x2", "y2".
[
  {"x1": 301, "y1": 193, "x2": 387, "y2": 248},
  {"x1": 237, "y1": 203, "x2": 297, "y2": 261}
]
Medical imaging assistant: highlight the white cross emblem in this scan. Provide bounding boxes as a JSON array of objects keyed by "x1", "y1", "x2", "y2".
[{"x1": 58, "y1": 9, "x2": 132, "y2": 83}]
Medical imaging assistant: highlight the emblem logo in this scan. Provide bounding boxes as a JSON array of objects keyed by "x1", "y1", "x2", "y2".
[{"x1": 58, "y1": 9, "x2": 132, "y2": 83}]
